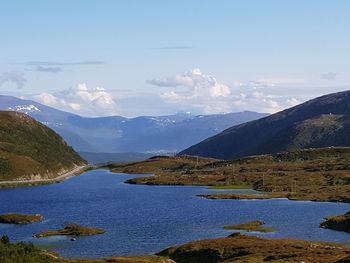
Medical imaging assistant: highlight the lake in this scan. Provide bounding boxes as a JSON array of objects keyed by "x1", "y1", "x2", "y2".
[{"x1": 0, "y1": 169, "x2": 349, "y2": 258}]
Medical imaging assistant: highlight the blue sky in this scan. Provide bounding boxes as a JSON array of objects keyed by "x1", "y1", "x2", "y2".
[{"x1": 1, "y1": 0, "x2": 349, "y2": 116}]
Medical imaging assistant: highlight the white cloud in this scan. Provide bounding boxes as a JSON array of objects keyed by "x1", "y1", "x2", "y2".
[
  {"x1": 35, "y1": 83, "x2": 118, "y2": 116},
  {"x1": 147, "y1": 69, "x2": 308, "y2": 114},
  {"x1": 231, "y1": 92, "x2": 282, "y2": 113},
  {"x1": 147, "y1": 68, "x2": 232, "y2": 113},
  {"x1": 36, "y1": 92, "x2": 59, "y2": 105},
  {"x1": 147, "y1": 68, "x2": 231, "y2": 98}
]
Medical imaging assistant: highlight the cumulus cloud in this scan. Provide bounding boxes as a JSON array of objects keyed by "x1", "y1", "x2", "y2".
[
  {"x1": 36, "y1": 92, "x2": 59, "y2": 105},
  {"x1": 35, "y1": 83, "x2": 118, "y2": 116},
  {"x1": 36, "y1": 65, "x2": 63, "y2": 73},
  {"x1": 147, "y1": 69, "x2": 307, "y2": 114},
  {"x1": 0, "y1": 71, "x2": 26, "y2": 89},
  {"x1": 147, "y1": 68, "x2": 232, "y2": 113}
]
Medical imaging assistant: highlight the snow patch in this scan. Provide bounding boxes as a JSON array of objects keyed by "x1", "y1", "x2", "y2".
[{"x1": 8, "y1": 104, "x2": 41, "y2": 114}]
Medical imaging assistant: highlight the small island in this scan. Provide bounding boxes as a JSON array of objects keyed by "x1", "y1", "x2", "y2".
[
  {"x1": 320, "y1": 211, "x2": 350, "y2": 233},
  {"x1": 224, "y1": 220, "x2": 275, "y2": 233},
  {"x1": 34, "y1": 223, "x2": 105, "y2": 238},
  {"x1": 0, "y1": 213, "x2": 43, "y2": 224}
]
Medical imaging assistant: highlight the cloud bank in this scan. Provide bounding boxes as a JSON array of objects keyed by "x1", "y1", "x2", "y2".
[
  {"x1": 35, "y1": 83, "x2": 118, "y2": 116},
  {"x1": 147, "y1": 68, "x2": 303, "y2": 114},
  {"x1": 147, "y1": 68, "x2": 231, "y2": 113}
]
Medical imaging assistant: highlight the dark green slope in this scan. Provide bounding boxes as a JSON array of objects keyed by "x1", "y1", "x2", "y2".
[
  {"x1": 181, "y1": 90, "x2": 350, "y2": 160},
  {"x1": 0, "y1": 111, "x2": 86, "y2": 181}
]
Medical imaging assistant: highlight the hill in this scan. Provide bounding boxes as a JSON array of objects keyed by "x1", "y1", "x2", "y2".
[
  {"x1": 0, "y1": 111, "x2": 86, "y2": 181},
  {"x1": 0, "y1": 95, "x2": 267, "y2": 154},
  {"x1": 181, "y1": 90, "x2": 350, "y2": 159},
  {"x1": 107, "y1": 147, "x2": 350, "y2": 203}
]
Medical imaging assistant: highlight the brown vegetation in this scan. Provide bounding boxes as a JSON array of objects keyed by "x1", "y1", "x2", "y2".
[
  {"x1": 0, "y1": 213, "x2": 43, "y2": 224},
  {"x1": 34, "y1": 223, "x2": 105, "y2": 238},
  {"x1": 158, "y1": 233, "x2": 350, "y2": 263},
  {"x1": 223, "y1": 220, "x2": 275, "y2": 233},
  {"x1": 107, "y1": 147, "x2": 350, "y2": 203}
]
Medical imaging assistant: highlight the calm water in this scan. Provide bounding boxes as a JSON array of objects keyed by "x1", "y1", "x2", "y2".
[{"x1": 0, "y1": 169, "x2": 349, "y2": 258}]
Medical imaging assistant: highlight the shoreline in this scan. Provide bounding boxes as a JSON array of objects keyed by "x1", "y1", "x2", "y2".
[
  {"x1": 1, "y1": 167, "x2": 349, "y2": 262},
  {"x1": 0, "y1": 165, "x2": 89, "y2": 188},
  {"x1": 106, "y1": 151, "x2": 350, "y2": 204}
]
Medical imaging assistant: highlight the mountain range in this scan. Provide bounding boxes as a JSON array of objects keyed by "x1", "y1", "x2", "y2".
[
  {"x1": 0, "y1": 95, "x2": 267, "y2": 155},
  {"x1": 181, "y1": 90, "x2": 350, "y2": 160}
]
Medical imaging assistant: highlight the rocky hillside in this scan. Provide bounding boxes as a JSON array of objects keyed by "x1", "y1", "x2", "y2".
[
  {"x1": 0, "y1": 111, "x2": 86, "y2": 181},
  {"x1": 181, "y1": 90, "x2": 350, "y2": 159}
]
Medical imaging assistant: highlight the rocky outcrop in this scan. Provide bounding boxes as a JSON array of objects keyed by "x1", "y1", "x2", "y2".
[{"x1": 321, "y1": 211, "x2": 350, "y2": 233}]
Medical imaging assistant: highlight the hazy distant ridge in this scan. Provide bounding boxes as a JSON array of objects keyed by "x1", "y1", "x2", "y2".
[{"x1": 0, "y1": 95, "x2": 267, "y2": 153}]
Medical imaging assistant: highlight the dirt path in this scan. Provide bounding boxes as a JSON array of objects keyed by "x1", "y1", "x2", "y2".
[{"x1": 0, "y1": 165, "x2": 88, "y2": 186}]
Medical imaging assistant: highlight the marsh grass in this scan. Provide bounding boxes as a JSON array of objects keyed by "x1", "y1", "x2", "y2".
[{"x1": 224, "y1": 220, "x2": 276, "y2": 233}]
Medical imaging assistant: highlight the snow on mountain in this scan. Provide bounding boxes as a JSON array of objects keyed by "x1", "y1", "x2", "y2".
[
  {"x1": 0, "y1": 95, "x2": 269, "y2": 153},
  {"x1": 8, "y1": 104, "x2": 41, "y2": 114}
]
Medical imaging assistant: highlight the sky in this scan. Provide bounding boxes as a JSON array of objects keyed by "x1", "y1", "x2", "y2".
[{"x1": 0, "y1": 0, "x2": 350, "y2": 117}]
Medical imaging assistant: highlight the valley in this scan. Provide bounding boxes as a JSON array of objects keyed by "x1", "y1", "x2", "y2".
[
  {"x1": 0, "y1": 95, "x2": 267, "y2": 155},
  {"x1": 2, "y1": 91, "x2": 350, "y2": 262}
]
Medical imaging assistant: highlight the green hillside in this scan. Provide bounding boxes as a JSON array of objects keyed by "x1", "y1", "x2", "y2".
[
  {"x1": 0, "y1": 111, "x2": 86, "y2": 181},
  {"x1": 181, "y1": 90, "x2": 350, "y2": 160}
]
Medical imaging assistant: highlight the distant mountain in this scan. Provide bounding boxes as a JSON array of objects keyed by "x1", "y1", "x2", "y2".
[
  {"x1": 0, "y1": 95, "x2": 268, "y2": 154},
  {"x1": 0, "y1": 111, "x2": 86, "y2": 181},
  {"x1": 181, "y1": 90, "x2": 350, "y2": 160}
]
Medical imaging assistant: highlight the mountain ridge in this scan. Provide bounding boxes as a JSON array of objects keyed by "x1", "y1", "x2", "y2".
[
  {"x1": 181, "y1": 90, "x2": 350, "y2": 159},
  {"x1": 0, "y1": 95, "x2": 268, "y2": 154}
]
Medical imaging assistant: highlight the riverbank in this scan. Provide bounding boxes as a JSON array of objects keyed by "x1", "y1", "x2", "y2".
[
  {"x1": 106, "y1": 148, "x2": 350, "y2": 203},
  {"x1": 0, "y1": 165, "x2": 89, "y2": 188},
  {"x1": 2, "y1": 233, "x2": 350, "y2": 263}
]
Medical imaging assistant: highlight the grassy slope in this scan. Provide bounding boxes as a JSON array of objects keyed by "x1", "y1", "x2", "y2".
[
  {"x1": 181, "y1": 90, "x2": 350, "y2": 160},
  {"x1": 0, "y1": 111, "x2": 86, "y2": 181},
  {"x1": 107, "y1": 147, "x2": 350, "y2": 202},
  {"x1": 158, "y1": 233, "x2": 350, "y2": 263}
]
